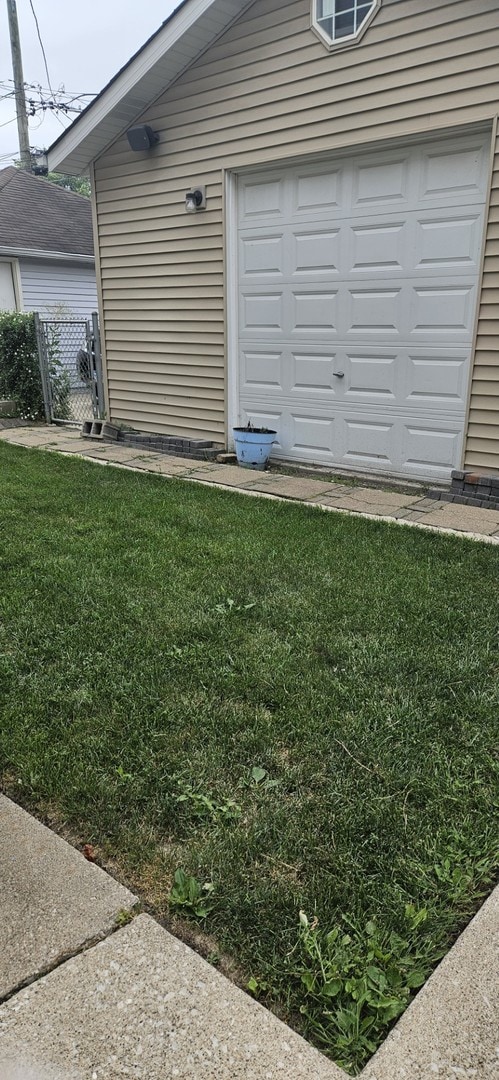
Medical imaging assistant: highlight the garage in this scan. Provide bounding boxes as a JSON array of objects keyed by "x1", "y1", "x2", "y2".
[{"x1": 237, "y1": 133, "x2": 489, "y2": 480}]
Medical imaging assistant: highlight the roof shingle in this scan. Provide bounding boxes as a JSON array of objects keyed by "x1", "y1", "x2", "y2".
[{"x1": 0, "y1": 167, "x2": 94, "y2": 257}]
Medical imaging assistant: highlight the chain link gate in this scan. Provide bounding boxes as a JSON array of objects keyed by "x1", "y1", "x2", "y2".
[{"x1": 35, "y1": 312, "x2": 105, "y2": 425}]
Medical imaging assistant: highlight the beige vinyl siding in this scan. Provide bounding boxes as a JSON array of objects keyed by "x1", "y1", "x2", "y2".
[
  {"x1": 94, "y1": 0, "x2": 499, "y2": 455},
  {"x1": 466, "y1": 131, "x2": 499, "y2": 472}
]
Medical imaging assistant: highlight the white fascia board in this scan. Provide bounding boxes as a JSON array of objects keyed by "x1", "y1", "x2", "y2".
[
  {"x1": 0, "y1": 246, "x2": 95, "y2": 264},
  {"x1": 48, "y1": 0, "x2": 251, "y2": 176}
]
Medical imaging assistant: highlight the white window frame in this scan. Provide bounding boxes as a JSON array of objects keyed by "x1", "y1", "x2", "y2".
[{"x1": 311, "y1": 0, "x2": 381, "y2": 51}]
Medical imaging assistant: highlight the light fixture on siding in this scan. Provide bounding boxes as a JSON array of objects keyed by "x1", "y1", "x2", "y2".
[
  {"x1": 185, "y1": 186, "x2": 206, "y2": 213},
  {"x1": 126, "y1": 125, "x2": 159, "y2": 152}
]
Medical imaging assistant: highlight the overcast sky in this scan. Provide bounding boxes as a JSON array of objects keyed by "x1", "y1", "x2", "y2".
[{"x1": 0, "y1": 0, "x2": 179, "y2": 167}]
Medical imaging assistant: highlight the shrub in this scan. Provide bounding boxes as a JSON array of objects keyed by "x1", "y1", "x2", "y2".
[
  {"x1": 0, "y1": 311, "x2": 71, "y2": 422},
  {"x1": 0, "y1": 312, "x2": 43, "y2": 421}
]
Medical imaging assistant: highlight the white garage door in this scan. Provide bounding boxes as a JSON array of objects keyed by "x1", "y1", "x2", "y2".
[{"x1": 236, "y1": 134, "x2": 489, "y2": 480}]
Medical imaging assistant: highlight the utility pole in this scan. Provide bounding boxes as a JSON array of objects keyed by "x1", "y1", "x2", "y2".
[{"x1": 6, "y1": 0, "x2": 31, "y2": 169}]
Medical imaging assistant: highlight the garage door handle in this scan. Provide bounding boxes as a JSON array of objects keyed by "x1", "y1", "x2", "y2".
[{"x1": 333, "y1": 371, "x2": 344, "y2": 378}]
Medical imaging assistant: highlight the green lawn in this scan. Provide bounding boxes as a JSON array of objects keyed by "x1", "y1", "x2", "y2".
[{"x1": 1, "y1": 442, "x2": 498, "y2": 1072}]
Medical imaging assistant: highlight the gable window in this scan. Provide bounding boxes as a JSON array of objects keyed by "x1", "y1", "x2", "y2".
[{"x1": 312, "y1": 0, "x2": 380, "y2": 49}]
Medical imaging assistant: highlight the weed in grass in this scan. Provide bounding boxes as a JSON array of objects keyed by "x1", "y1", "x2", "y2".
[
  {"x1": 169, "y1": 869, "x2": 215, "y2": 919},
  {"x1": 213, "y1": 597, "x2": 257, "y2": 615},
  {"x1": 249, "y1": 765, "x2": 280, "y2": 790},
  {"x1": 274, "y1": 906, "x2": 441, "y2": 1074},
  {"x1": 174, "y1": 781, "x2": 241, "y2": 823}
]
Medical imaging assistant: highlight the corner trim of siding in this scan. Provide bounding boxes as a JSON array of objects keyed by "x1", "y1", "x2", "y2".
[
  {"x1": 224, "y1": 167, "x2": 238, "y2": 450},
  {"x1": 90, "y1": 161, "x2": 110, "y2": 419},
  {"x1": 462, "y1": 113, "x2": 498, "y2": 470},
  {"x1": 11, "y1": 258, "x2": 23, "y2": 311}
]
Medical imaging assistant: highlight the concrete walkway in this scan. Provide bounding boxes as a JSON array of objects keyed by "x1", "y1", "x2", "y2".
[
  {"x1": 0, "y1": 795, "x2": 497, "y2": 1080},
  {"x1": 1, "y1": 423, "x2": 499, "y2": 542},
  {"x1": 1, "y1": 426, "x2": 498, "y2": 1077}
]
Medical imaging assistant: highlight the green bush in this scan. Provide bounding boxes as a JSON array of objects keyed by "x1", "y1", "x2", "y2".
[
  {"x1": 0, "y1": 312, "x2": 43, "y2": 420},
  {"x1": 0, "y1": 311, "x2": 71, "y2": 422}
]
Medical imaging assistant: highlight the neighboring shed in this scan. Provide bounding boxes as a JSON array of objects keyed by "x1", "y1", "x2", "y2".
[
  {"x1": 48, "y1": 0, "x2": 499, "y2": 480},
  {"x1": 0, "y1": 167, "x2": 97, "y2": 317}
]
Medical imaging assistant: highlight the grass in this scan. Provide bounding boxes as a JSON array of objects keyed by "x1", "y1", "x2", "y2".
[{"x1": 0, "y1": 442, "x2": 498, "y2": 1072}]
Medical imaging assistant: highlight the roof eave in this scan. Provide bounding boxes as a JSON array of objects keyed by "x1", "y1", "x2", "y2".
[
  {"x1": 0, "y1": 246, "x2": 95, "y2": 263},
  {"x1": 47, "y1": 0, "x2": 251, "y2": 176}
]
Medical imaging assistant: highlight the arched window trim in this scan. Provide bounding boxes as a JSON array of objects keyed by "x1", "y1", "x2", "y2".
[{"x1": 311, "y1": 0, "x2": 381, "y2": 52}]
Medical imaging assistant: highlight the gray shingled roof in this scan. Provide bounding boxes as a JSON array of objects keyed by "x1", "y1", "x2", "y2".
[{"x1": 0, "y1": 167, "x2": 94, "y2": 257}]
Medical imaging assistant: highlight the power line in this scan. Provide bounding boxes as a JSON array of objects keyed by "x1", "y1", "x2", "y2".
[
  {"x1": 0, "y1": 80, "x2": 97, "y2": 98},
  {"x1": 28, "y1": 0, "x2": 53, "y2": 96},
  {"x1": 0, "y1": 82, "x2": 96, "y2": 115}
]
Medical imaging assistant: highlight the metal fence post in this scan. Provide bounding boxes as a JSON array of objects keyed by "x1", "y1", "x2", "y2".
[
  {"x1": 34, "y1": 312, "x2": 52, "y2": 423},
  {"x1": 91, "y1": 312, "x2": 105, "y2": 419}
]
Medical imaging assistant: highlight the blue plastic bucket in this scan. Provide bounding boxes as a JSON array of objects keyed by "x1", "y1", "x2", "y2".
[{"x1": 233, "y1": 427, "x2": 277, "y2": 470}]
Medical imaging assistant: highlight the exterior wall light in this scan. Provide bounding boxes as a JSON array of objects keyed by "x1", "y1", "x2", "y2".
[
  {"x1": 126, "y1": 125, "x2": 159, "y2": 151},
  {"x1": 185, "y1": 186, "x2": 206, "y2": 213}
]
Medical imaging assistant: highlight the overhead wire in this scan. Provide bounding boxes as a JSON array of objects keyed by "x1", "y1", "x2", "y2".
[{"x1": 28, "y1": 0, "x2": 53, "y2": 96}]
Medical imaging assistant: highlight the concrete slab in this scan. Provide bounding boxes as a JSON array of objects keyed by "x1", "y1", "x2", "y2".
[
  {"x1": 0, "y1": 432, "x2": 54, "y2": 446},
  {"x1": 0, "y1": 914, "x2": 345, "y2": 1080},
  {"x1": 361, "y1": 883, "x2": 499, "y2": 1080},
  {"x1": 0, "y1": 796, "x2": 137, "y2": 1000},
  {"x1": 76, "y1": 445, "x2": 152, "y2": 463},
  {"x1": 45, "y1": 440, "x2": 95, "y2": 454},
  {"x1": 188, "y1": 465, "x2": 265, "y2": 486},
  {"x1": 315, "y1": 493, "x2": 407, "y2": 514},
  {"x1": 245, "y1": 475, "x2": 334, "y2": 500},
  {"x1": 79, "y1": 448, "x2": 163, "y2": 465},
  {"x1": 423, "y1": 504, "x2": 499, "y2": 534},
  {"x1": 346, "y1": 488, "x2": 421, "y2": 508},
  {"x1": 142, "y1": 456, "x2": 206, "y2": 474}
]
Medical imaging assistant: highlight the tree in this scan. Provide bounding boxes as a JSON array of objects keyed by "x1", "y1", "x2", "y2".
[
  {"x1": 13, "y1": 160, "x2": 90, "y2": 198},
  {"x1": 45, "y1": 172, "x2": 90, "y2": 198}
]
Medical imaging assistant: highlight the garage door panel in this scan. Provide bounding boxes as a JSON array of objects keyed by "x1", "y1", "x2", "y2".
[
  {"x1": 240, "y1": 234, "x2": 284, "y2": 276},
  {"x1": 292, "y1": 352, "x2": 339, "y2": 394},
  {"x1": 419, "y1": 142, "x2": 488, "y2": 204},
  {"x1": 241, "y1": 292, "x2": 283, "y2": 332},
  {"x1": 236, "y1": 133, "x2": 489, "y2": 479},
  {"x1": 345, "y1": 353, "x2": 397, "y2": 403},
  {"x1": 239, "y1": 394, "x2": 467, "y2": 477},
  {"x1": 240, "y1": 177, "x2": 285, "y2": 221},
  {"x1": 402, "y1": 423, "x2": 463, "y2": 475},
  {"x1": 293, "y1": 229, "x2": 341, "y2": 274},
  {"x1": 412, "y1": 285, "x2": 476, "y2": 336},
  {"x1": 240, "y1": 346, "x2": 470, "y2": 415},
  {"x1": 241, "y1": 349, "x2": 284, "y2": 392},
  {"x1": 347, "y1": 287, "x2": 402, "y2": 336},
  {"x1": 352, "y1": 156, "x2": 411, "y2": 209},
  {"x1": 405, "y1": 354, "x2": 467, "y2": 410},
  {"x1": 342, "y1": 416, "x2": 395, "y2": 470},
  {"x1": 239, "y1": 212, "x2": 485, "y2": 284},
  {"x1": 414, "y1": 213, "x2": 483, "y2": 272},
  {"x1": 350, "y1": 221, "x2": 406, "y2": 273},
  {"x1": 292, "y1": 290, "x2": 338, "y2": 332},
  {"x1": 240, "y1": 282, "x2": 478, "y2": 342},
  {"x1": 292, "y1": 413, "x2": 336, "y2": 455},
  {"x1": 293, "y1": 168, "x2": 345, "y2": 214}
]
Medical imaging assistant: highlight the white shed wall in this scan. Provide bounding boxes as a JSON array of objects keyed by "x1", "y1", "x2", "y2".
[{"x1": 19, "y1": 259, "x2": 98, "y2": 318}]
